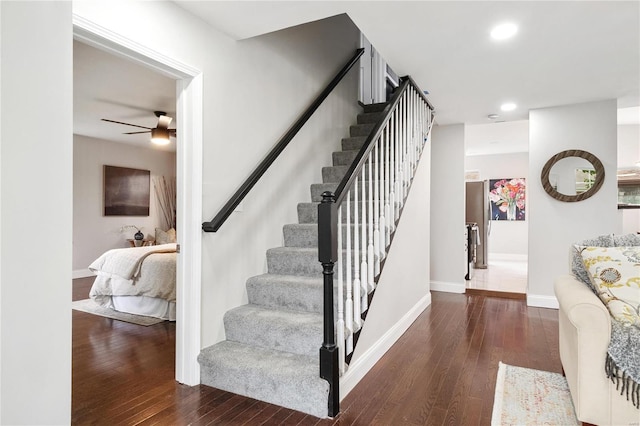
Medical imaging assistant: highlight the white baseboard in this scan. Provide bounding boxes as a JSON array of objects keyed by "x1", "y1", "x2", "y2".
[
  {"x1": 527, "y1": 294, "x2": 558, "y2": 309},
  {"x1": 72, "y1": 269, "x2": 94, "y2": 279},
  {"x1": 430, "y1": 281, "x2": 466, "y2": 294},
  {"x1": 340, "y1": 292, "x2": 432, "y2": 400},
  {"x1": 490, "y1": 253, "x2": 528, "y2": 262}
]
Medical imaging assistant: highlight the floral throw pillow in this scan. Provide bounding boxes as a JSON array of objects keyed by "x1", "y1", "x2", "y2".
[{"x1": 579, "y1": 246, "x2": 640, "y2": 328}]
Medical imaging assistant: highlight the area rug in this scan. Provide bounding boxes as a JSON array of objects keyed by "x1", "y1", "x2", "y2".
[
  {"x1": 491, "y1": 362, "x2": 579, "y2": 425},
  {"x1": 72, "y1": 299, "x2": 165, "y2": 326}
]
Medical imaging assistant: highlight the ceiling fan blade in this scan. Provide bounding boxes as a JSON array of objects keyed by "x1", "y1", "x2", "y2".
[
  {"x1": 101, "y1": 118, "x2": 152, "y2": 130},
  {"x1": 123, "y1": 130, "x2": 151, "y2": 135},
  {"x1": 157, "y1": 115, "x2": 172, "y2": 129}
]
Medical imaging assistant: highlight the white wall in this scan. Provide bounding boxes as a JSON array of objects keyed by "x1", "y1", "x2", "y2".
[
  {"x1": 617, "y1": 124, "x2": 640, "y2": 233},
  {"x1": 73, "y1": 135, "x2": 176, "y2": 274},
  {"x1": 344, "y1": 131, "x2": 431, "y2": 397},
  {"x1": 1, "y1": 2, "x2": 72, "y2": 424},
  {"x1": 430, "y1": 124, "x2": 466, "y2": 293},
  {"x1": 201, "y1": 16, "x2": 361, "y2": 347},
  {"x1": 465, "y1": 152, "x2": 529, "y2": 256},
  {"x1": 528, "y1": 100, "x2": 618, "y2": 309},
  {"x1": 72, "y1": 3, "x2": 361, "y2": 347}
]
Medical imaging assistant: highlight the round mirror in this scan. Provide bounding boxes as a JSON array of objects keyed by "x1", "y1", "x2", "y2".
[{"x1": 540, "y1": 149, "x2": 605, "y2": 202}]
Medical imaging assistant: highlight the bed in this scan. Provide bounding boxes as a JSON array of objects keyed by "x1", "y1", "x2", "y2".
[{"x1": 88, "y1": 243, "x2": 177, "y2": 321}]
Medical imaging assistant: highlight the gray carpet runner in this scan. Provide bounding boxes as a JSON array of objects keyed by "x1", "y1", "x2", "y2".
[{"x1": 198, "y1": 103, "x2": 387, "y2": 418}]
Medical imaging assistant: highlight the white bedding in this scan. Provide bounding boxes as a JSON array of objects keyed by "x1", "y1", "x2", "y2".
[{"x1": 88, "y1": 243, "x2": 177, "y2": 320}]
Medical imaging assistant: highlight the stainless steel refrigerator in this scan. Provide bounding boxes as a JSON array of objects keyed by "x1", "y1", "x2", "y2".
[{"x1": 465, "y1": 181, "x2": 490, "y2": 269}]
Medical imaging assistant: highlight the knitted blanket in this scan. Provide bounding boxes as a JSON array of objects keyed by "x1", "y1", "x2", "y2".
[{"x1": 572, "y1": 234, "x2": 640, "y2": 409}]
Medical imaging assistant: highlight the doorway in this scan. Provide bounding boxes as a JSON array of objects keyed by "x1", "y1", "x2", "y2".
[
  {"x1": 72, "y1": 18, "x2": 203, "y2": 385},
  {"x1": 464, "y1": 121, "x2": 530, "y2": 297}
]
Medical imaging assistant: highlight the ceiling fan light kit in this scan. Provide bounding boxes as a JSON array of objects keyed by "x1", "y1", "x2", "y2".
[
  {"x1": 101, "y1": 110, "x2": 175, "y2": 146},
  {"x1": 151, "y1": 127, "x2": 171, "y2": 145}
]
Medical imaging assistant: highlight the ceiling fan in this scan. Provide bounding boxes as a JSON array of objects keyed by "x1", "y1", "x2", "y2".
[{"x1": 101, "y1": 111, "x2": 176, "y2": 145}]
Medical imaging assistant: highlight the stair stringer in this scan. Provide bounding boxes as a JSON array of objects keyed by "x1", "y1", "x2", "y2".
[{"x1": 339, "y1": 136, "x2": 433, "y2": 400}]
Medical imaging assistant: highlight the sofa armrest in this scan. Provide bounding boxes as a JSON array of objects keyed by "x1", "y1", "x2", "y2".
[
  {"x1": 554, "y1": 274, "x2": 614, "y2": 424},
  {"x1": 554, "y1": 274, "x2": 610, "y2": 335}
]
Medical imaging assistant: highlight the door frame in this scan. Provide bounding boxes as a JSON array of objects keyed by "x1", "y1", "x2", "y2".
[{"x1": 72, "y1": 14, "x2": 203, "y2": 385}]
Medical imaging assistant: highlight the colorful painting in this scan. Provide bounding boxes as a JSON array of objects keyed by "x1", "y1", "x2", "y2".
[
  {"x1": 489, "y1": 178, "x2": 526, "y2": 221},
  {"x1": 104, "y1": 165, "x2": 150, "y2": 216}
]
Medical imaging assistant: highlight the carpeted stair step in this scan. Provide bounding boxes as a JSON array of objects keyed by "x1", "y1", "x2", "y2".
[
  {"x1": 267, "y1": 247, "x2": 321, "y2": 277},
  {"x1": 363, "y1": 102, "x2": 388, "y2": 113},
  {"x1": 341, "y1": 136, "x2": 367, "y2": 151},
  {"x1": 350, "y1": 123, "x2": 376, "y2": 137},
  {"x1": 297, "y1": 202, "x2": 319, "y2": 224},
  {"x1": 334, "y1": 150, "x2": 364, "y2": 166},
  {"x1": 267, "y1": 247, "x2": 362, "y2": 278},
  {"x1": 357, "y1": 111, "x2": 384, "y2": 125},
  {"x1": 198, "y1": 340, "x2": 329, "y2": 418},
  {"x1": 297, "y1": 201, "x2": 383, "y2": 224},
  {"x1": 224, "y1": 304, "x2": 323, "y2": 357},
  {"x1": 322, "y1": 165, "x2": 350, "y2": 183},
  {"x1": 246, "y1": 274, "x2": 325, "y2": 313},
  {"x1": 322, "y1": 163, "x2": 389, "y2": 183},
  {"x1": 333, "y1": 150, "x2": 386, "y2": 167},
  {"x1": 284, "y1": 223, "x2": 361, "y2": 248}
]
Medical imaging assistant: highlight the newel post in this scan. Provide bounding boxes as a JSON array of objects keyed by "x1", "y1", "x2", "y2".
[{"x1": 318, "y1": 191, "x2": 339, "y2": 417}]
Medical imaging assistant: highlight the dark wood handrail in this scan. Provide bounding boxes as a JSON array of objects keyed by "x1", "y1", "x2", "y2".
[{"x1": 202, "y1": 48, "x2": 365, "y2": 232}]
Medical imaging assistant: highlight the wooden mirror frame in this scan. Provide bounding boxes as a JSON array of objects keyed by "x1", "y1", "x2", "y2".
[{"x1": 540, "y1": 149, "x2": 605, "y2": 202}]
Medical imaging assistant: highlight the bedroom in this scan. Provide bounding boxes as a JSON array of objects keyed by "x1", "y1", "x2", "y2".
[{"x1": 72, "y1": 38, "x2": 179, "y2": 402}]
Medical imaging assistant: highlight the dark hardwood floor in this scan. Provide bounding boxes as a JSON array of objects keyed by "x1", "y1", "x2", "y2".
[{"x1": 72, "y1": 279, "x2": 561, "y2": 425}]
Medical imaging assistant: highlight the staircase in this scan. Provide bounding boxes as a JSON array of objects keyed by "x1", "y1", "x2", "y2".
[{"x1": 197, "y1": 103, "x2": 386, "y2": 418}]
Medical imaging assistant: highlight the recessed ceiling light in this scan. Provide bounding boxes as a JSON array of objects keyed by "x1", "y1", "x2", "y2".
[
  {"x1": 500, "y1": 102, "x2": 517, "y2": 112},
  {"x1": 488, "y1": 114, "x2": 499, "y2": 120},
  {"x1": 491, "y1": 23, "x2": 518, "y2": 40}
]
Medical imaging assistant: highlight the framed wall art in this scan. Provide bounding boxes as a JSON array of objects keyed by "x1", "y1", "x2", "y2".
[
  {"x1": 103, "y1": 165, "x2": 150, "y2": 216},
  {"x1": 489, "y1": 178, "x2": 526, "y2": 221}
]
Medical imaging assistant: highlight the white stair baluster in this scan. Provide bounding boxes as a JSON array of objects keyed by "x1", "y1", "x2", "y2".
[
  {"x1": 353, "y1": 177, "x2": 362, "y2": 331},
  {"x1": 401, "y1": 93, "x2": 407, "y2": 202},
  {"x1": 385, "y1": 122, "x2": 392, "y2": 240},
  {"x1": 375, "y1": 134, "x2": 385, "y2": 264},
  {"x1": 345, "y1": 192, "x2": 353, "y2": 355},
  {"x1": 378, "y1": 129, "x2": 387, "y2": 261},
  {"x1": 367, "y1": 154, "x2": 375, "y2": 292},
  {"x1": 412, "y1": 91, "x2": 417, "y2": 175},
  {"x1": 407, "y1": 90, "x2": 412, "y2": 177},
  {"x1": 373, "y1": 138, "x2": 380, "y2": 273},
  {"x1": 384, "y1": 120, "x2": 395, "y2": 236},
  {"x1": 360, "y1": 167, "x2": 368, "y2": 313},
  {"x1": 411, "y1": 90, "x2": 416, "y2": 173},
  {"x1": 336, "y1": 206, "x2": 345, "y2": 375},
  {"x1": 393, "y1": 107, "x2": 400, "y2": 220},
  {"x1": 398, "y1": 97, "x2": 405, "y2": 208}
]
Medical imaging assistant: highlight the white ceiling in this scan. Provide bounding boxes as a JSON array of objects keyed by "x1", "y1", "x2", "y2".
[
  {"x1": 73, "y1": 40, "x2": 177, "y2": 151},
  {"x1": 74, "y1": 2, "x2": 639, "y2": 157},
  {"x1": 175, "y1": 0, "x2": 640, "y2": 127}
]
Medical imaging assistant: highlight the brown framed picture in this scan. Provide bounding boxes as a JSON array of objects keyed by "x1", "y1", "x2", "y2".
[{"x1": 103, "y1": 165, "x2": 150, "y2": 216}]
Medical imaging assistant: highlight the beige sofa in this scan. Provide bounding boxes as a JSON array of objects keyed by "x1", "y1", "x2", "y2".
[{"x1": 555, "y1": 274, "x2": 640, "y2": 425}]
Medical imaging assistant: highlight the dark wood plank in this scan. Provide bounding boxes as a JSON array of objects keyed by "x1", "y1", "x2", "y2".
[
  {"x1": 72, "y1": 276, "x2": 562, "y2": 425},
  {"x1": 73, "y1": 275, "x2": 95, "y2": 301},
  {"x1": 466, "y1": 288, "x2": 526, "y2": 299}
]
